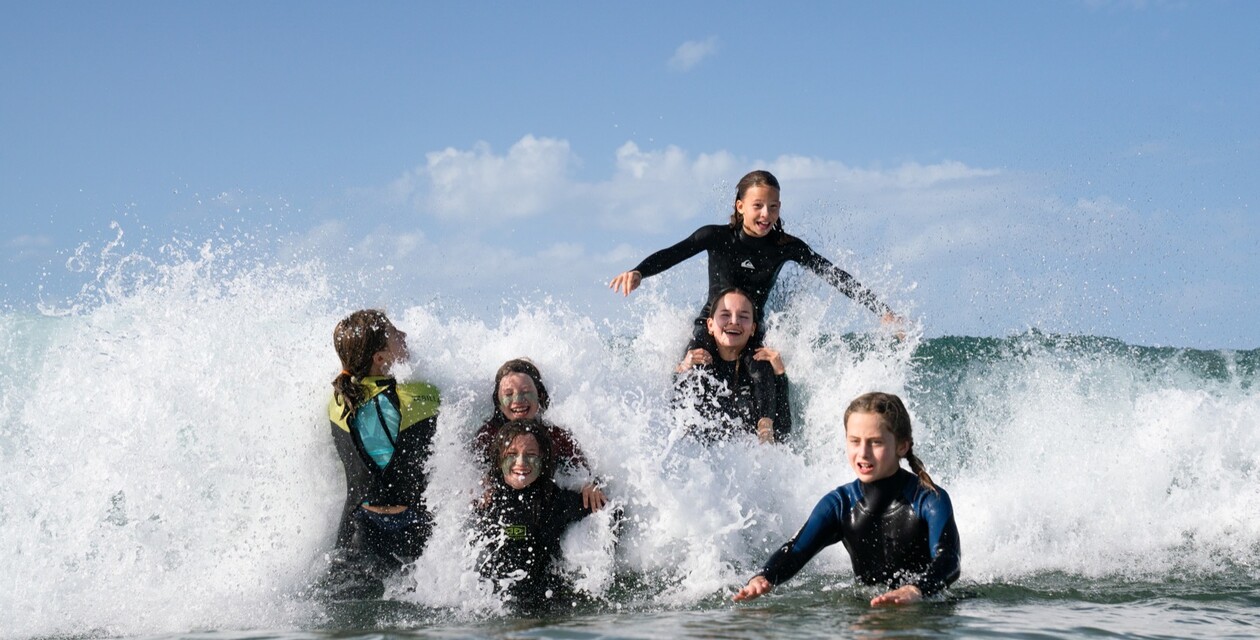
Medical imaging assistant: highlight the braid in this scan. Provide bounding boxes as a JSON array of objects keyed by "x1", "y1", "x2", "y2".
[
  {"x1": 905, "y1": 447, "x2": 938, "y2": 494},
  {"x1": 331, "y1": 309, "x2": 394, "y2": 421}
]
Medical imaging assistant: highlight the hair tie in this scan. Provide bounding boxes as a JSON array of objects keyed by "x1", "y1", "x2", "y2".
[{"x1": 341, "y1": 369, "x2": 352, "y2": 377}]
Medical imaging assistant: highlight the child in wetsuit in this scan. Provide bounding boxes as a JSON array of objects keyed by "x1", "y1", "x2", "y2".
[
  {"x1": 609, "y1": 169, "x2": 901, "y2": 352},
  {"x1": 673, "y1": 287, "x2": 791, "y2": 443},
  {"x1": 472, "y1": 419, "x2": 609, "y2": 612},
  {"x1": 323, "y1": 310, "x2": 440, "y2": 598},
  {"x1": 732, "y1": 392, "x2": 960, "y2": 606},
  {"x1": 471, "y1": 358, "x2": 606, "y2": 510}
]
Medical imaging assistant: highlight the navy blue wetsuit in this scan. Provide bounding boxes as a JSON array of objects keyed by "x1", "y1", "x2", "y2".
[
  {"x1": 758, "y1": 469, "x2": 960, "y2": 596},
  {"x1": 632, "y1": 224, "x2": 893, "y2": 347}
]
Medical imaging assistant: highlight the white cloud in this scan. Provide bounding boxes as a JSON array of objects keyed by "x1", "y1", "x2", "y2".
[
  {"x1": 389, "y1": 135, "x2": 578, "y2": 223},
  {"x1": 668, "y1": 37, "x2": 719, "y2": 72},
  {"x1": 324, "y1": 139, "x2": 1244, "y2": 344}
]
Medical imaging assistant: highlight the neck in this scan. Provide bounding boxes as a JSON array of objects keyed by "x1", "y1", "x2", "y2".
[{"x1": 715, "y1": 343, "x2": 743, "y2": 361}]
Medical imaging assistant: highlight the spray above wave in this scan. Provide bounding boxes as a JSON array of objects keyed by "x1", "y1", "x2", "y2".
[{"x1": 0, "y1": 234, "x2": 1257, "y2": 637}]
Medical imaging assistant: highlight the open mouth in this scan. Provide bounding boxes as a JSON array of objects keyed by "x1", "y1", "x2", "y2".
[{"x1": 855, "y1": 461, "x2": 875, "y2": 474}]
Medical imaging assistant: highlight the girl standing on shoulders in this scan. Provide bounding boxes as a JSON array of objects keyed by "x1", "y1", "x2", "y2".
[
  {"x1": 328, "y1": 310, "x2": 440, "y2": 580},
  {"x1": 609, "y1": 170, "x2": 901, "y2": 352},
  {"x1": 732, "y1": 392, "x2": 960, "y2": 606}
]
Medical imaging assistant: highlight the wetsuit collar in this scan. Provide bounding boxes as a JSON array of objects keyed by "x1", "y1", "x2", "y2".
[
  {"x1": 736, "y1": 226, "x2": 777, "y2": 247},
  {"x1": 859, "y1": 468, "x2": 915, "y2": 511},
  {"x1": 358, "y1": 376, "x2": 397, "y2": 402}
]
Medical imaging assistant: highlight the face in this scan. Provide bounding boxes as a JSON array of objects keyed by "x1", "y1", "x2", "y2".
[
  {"x1": 845, "y1": 411, "x2": 909, "y2": 483},
  {"x1": 498, "y1": 373, "x2": 540, "y2": 420},
  {"x1": 736, "y1": 185, "x2": 781, "y2": 238},
  {"x1": 500, "y1": 434, "x2": 542, "y2": 489},
  {"x1": 371, "y1": 326, "x2": 410, "y2": 376},
  {"x1": 706, "y1": 292, "x2": 756, "y2": 353}
]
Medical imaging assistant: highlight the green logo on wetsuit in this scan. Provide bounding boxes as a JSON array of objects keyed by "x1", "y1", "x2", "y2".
[{"x1": 504, "y1": 524, "x2": 528, "y2": 540}]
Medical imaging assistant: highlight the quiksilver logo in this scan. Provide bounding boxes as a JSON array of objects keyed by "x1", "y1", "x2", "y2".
[{"x1": 740, "y1": 260, "x2": 755, "y2": 270}]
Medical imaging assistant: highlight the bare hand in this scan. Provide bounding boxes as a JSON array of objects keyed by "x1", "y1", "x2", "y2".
[
  {"x1": 870, "y1": 584, "x2": 922, "y2": 606},
  {"x1": 756, "y1": 418, "x2": 775, "y2": 444},
  {"x1": 881, "y1": 312, "x2": 906, "y2": 342},
  {"x1": 732, "y1": 575, "x2": 772, "y2": 602},
  {"x1": 676, "y1": 348, "x2": 713, "y2": 373},
  {"x1": 753, "y1": 346, "x2": 785, "y2": 375},
  {"x1": 581, "y1": 483, "x2": 607, "y2": 512},
  {"x1": 609, "y1": 270, "x2": 642, "y2": 297}
]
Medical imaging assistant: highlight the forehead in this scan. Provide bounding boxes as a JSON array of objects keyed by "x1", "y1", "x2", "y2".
[
  {"x1": 506, "y1": 433, "x2": 540, "y2": 451},
  {"x1": 740, "y1": 185, "x2": 780, "y2": 201},
  {"x1": 845, "y1": 411, "x2": 894, "y2": 439},
  {"x1": 714, "y1": 292, "x2": 753, "y2": 313},
  {"x1": 498, "y1": 372, "x2": 537, "y2": 392}
]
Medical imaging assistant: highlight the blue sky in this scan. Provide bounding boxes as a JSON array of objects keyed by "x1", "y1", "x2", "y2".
[{"x1": 2, "y1": 1, "x2": 1257, "y2": 348}]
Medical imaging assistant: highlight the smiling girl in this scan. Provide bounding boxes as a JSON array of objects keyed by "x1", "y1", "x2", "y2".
[
  {"x1": 674, "y1": 288, "x2": 790, "y2": 443},
  {"x1": 473, "y1": 419, "x2": 609, "y2": 612},
  {"x1": 472, "y1": 358, "x2": 605, "y2": 510},
  {"x1": 732, "y1": 392, "x2": 960, "y2": 606},
  {"x1": 610, "y1": 170, "x2": 900, "y2": 351}
]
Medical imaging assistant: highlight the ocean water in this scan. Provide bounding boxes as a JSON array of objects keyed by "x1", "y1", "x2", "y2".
[{"x1": 1, "y1": 240, "x2": 1258, "y2": 639}]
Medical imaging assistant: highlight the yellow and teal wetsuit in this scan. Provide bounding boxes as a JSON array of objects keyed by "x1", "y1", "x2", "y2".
[{"x1": 328, "y1": 376, "x2": 440, "y2": 560}]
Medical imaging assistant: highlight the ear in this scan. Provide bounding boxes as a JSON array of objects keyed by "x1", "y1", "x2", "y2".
[
  {"x1": 706, "y1": 317, "x2": 718, "y2": 336},
  {"x1": 896, "y1": 438, "x2": 911, "y2": 458},
  {"x1": 371, "y1": 350, "x2": 389, "y2": 375}
]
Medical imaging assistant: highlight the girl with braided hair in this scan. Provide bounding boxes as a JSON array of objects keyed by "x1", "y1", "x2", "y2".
[{"x1": 733, "y1": 392, "x2": 960, "y2": 606}]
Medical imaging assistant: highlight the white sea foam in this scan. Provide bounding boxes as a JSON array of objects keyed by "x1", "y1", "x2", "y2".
[{"x1": 0, "y1": 240, "x2": 1257, "y2": 637}]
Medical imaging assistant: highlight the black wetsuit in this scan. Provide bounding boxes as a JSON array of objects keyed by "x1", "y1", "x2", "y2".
[
  {"x1": 674, "y1": 349, "x2": 792, "y2": 442},
  {"x1": 757, "y1": 469, "x2": 960, "y2": 596},
  {"x1": 632, "y1": 224, "x2": 893, "y2": 347},
  {"x1": 327, "y1": 376, "x2": 440, "y2": 565},
  {"x1": 474, "y1": 477, "x2": 593, "y2": 612}
]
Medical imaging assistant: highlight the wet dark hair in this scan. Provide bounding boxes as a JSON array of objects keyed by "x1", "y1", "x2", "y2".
[
  {"x1": 728, "y1": 169, "x2": 785, "y2": 234},
  {"x1": 493, "y1": 419, "x2": 557, "y2": 481},
  {"x1": 490, "y1": 358, "x2": 551, "y2": 420},
  {"x1": 844, "y1": 392, "x2": 937, "y2": 493},
  {"x1": 331, "y1": 309, "x2": 396, "y2": 418}
]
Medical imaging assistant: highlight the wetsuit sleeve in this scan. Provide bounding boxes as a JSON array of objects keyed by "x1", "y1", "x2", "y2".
[
  {"x1": 548, "y1": 425, "x2": 591, "y2": 474},
  {"x1": 556, "y1": 488, "x2": 593, "y2": 528},
  {"x1": 631, "y1": 226, "x2": 716, "y2": 278},
  {"x1": 746, "y1": 356, "x2": 778, "y2": 424},
  {"x1": 914, "y1": 490, "x2": 962, "y2": 596},
  {"x1": 791, "y1": 242, "x2": 893, "y2": 316},
  {"x1": 773, "y1": 373, "x2": 792, "y2": 440},
  {"x1": 759, "y1": 492, "x2": 846, "y2": 586}
]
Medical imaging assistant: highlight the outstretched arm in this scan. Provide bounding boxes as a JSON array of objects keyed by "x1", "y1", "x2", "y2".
[
  {"x1": 609, "y1": 227, "x2": 713, "y2": 297},
  {"x1": 795, "y1": 245, "x2": 897, "y2": 318}
]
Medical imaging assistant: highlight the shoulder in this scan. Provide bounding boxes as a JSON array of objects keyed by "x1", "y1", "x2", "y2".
[
  {"x1": 775, "y1": 232, "x2": 813, "y2": 253},
  {"x1": 692, "y1": 224, "x2": 733, "y2": 242},
  {"x1": 815, "y1": 483, "x2": 859, "y2": 514},
  {"x1": 911, "y1": 483, "x2": 955, "y2": 519},
  {"x1": 397, "y1": 381, "x2": 440, "y2": 425},
  {"x1": 328, "y1": 394, "x2": 351, "y2": 430}
]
